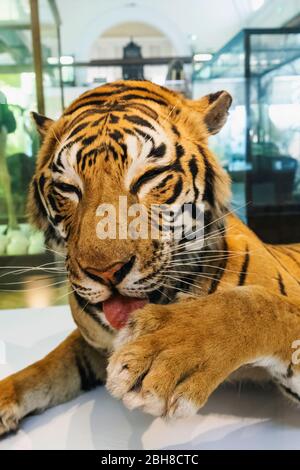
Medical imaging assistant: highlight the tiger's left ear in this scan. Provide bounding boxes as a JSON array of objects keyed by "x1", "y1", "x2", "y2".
[
  {"x1": 31, "y1": 111, "x2": 54, "y2": 138},
  {"x1": 192, "y1": 90, "x2": 232, "y2": 135}
]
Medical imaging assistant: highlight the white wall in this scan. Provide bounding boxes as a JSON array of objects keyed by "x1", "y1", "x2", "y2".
[
  {"x1": 55, "y1": 0, "x2": 300, "y2": 61},
  {"x1": 246, "y1": 0, "x2": 300, "y2": 27},
  {"x1": 31, "y1": 0, "x2": 298, "y2": 61},
  {"x1": 90, "y1": 36, "x2": 174, "y2": 60},
  {"x1": 88, "y1": 33, "x2": 174, "y2": 83},
  {"x1": 57, "y1": 0, "x2": 298, "y2": 59}
]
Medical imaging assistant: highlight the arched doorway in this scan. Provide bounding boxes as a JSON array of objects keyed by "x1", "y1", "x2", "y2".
[{"x1": 87, "y1": 21, "x2": 176, "y2": 84}]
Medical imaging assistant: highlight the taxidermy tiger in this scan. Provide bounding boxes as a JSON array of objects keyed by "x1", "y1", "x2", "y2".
[{"x1": 1, "y1": 80, "x2": 300, "y2": 436}]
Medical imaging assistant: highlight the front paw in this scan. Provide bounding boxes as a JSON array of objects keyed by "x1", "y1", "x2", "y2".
[
  {"x1": 0, "y1": 378, "x2": 21, "y2": 437},
  {"x1": 106, "y1": 304, "x2": 232, "y2": 419}
]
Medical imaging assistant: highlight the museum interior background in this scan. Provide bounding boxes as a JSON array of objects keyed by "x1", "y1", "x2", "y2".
[{"x1": 0, "y1": 0, "x2": 300, "y2": 308}]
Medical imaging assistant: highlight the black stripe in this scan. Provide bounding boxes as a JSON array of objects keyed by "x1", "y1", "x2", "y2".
[
  {"x1": 109, "y1": 114, "x2": 119, "y2": 124},
  {"x1": 68, "y1": 122, "x2": 88, "y2": 139},
  {"x1": 149, "y1": 143, "x2": 166, "y2": 159},
  {"x1": 33, "y1": 178, "x2": 47, "y2": 218},
  {"x1": 73, "y1": 292, "x2": 112, "y2": 331},
  {"x1": 73, "y1": 89, "x2": 125, "y2": 101},
  {"x1": 164, "y1": 176, "x2": 183, "y2": 204},
  {"x1": 155, "y1": 174, "x2": 173, "y2": 190},
  {"x1": 279, "y1": 384, "x2": 300, "y2": 402},
  {"x1": 148, "y1": 289, "x2": 163, "y2": 303},
  {"x1": 51, "y1": 162, "x2": 63, "y2": 174},
  {"x1": 90, "y1": 117, "x2": 107, "y2": 128},
  {"x1": 55, "y1": 152, "x2": 64, "y2": 169},
  {"x1": 52, "y1": 181, "x2": 82, "y2": 200},
  {"x1": 278, "y1": 273, "x2": 287, "y2": 296},
  {"x1": 133, "y1": 127, "x2": 154, "y2": 143},
  {"x1": 130, "y1": 165, "x2": 173, "y2": 194},
  {"x1": 175, "y1": 143, "x2": 184, "y2": 160},
  {"x1": 65, "y1": 92, "x2": 168, "y2": 116},
  {"x1": 189, "y1": 156, "x2": 199, "y2": 200},
  {"x1": 81, "y1": 153, "x2": 89, "y2": 171},
  {"x1": 39, "y1": 173, "x2": 46, "y2": 192},
  {"x1": 64, "y1": 100, "x2": 113, "y2": 115},
  {"x1": 76, "y1": 147, "x2": 83, "y2": 165},
  {"x1": 108, "y1": 144, "x2": 119, "y2": 161},
  {"x1": 198, "y1": 144, "x2": 215, "y2": 207},
  {"x1": 56, "y1": 136, "x2": 83, "y2": 165},
  {"x1": 287, "y1": 363, "x2": 294, "y2": 378},
  {"x1": 109, "y1": 130, "x2": 123, "y2": 142},
  {"x1": 119, "y1": 93, "x2": 168, "y2": 107},
  {"x1": 208, "y1": 238, "x2": 228, "y2": 294},
  {"x1": 76, "y1": 85, "x2": 169, "y2": 103},
  {"x1": 114, "y1": 256, "x2": 136, "y2": 284},
  {"x1": 82, "y1": 134, "x2": 98, "y2": 146},
  {"x1": 76, "y1": 354, "x2": 103, "y2": 392},
  {"x1": 238, "y1": 247, "x2": 250, "y2": 286},
  {"x1": 124, "y1": 114, "x2": 155, "y2": 129},
  {"x1": 44, "y1": 225, "x2": 60, "y2": 245},
  {"x1": 122, "y1": 127, "x2": 135, "y2": 136},
  {"x1": 120, "y1": 84, "x2": 171, "y2": 100},
  {"x1": 48, "y1": 194, "x2": 59, "y2": 212},
  {"x1": 67, "y1": 108, "x2": 107, "y2": 128},
  {"x1": 130, "y1": 103, "x2": 158, "y2": 120},
  {"x1": 49, "y1": 214, "x2": 64, "y2": 226},
  {"x1": 172, "y1": 124, "x2": 180, "y2": 137},
  {"x1": 81, "y1": 148, "x2": 99, "y2": 161}
]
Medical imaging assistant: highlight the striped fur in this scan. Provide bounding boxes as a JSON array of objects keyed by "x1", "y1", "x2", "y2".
[{"x1": 1, "y1": 81, "x2": 300, "y2": 434}]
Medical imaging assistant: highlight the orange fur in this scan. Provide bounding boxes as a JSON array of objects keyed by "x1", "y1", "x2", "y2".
[{"x1": 1, "y1": 80, "x2": 300, "y2": 435}]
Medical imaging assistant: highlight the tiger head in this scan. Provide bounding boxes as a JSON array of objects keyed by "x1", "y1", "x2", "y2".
[{"x1": 28, "y1": 80, "x2": 231, "y2": 330}]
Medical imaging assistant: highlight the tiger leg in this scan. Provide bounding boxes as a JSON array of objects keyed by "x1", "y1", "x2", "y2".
[
  {"x1": 0, "y1": 329, "x2": 107, "y2": 436},
  {"x1": 107, "y1": 286, "x2": 300, "y2": 418}
]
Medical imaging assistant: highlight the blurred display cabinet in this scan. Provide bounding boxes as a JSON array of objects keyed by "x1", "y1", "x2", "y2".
[
  {"x1": 193, "y1": 28, "x2": 300, "y2": 243},
  {"x1": 0, "y1": 0, "x2": 63, "y2": 260}
]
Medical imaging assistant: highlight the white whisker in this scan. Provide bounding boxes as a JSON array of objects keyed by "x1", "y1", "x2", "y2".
[{"x1": 0, "y1": 279, "x2": 68, "y2": 293}]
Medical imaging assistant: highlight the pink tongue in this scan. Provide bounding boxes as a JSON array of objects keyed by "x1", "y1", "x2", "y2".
[{"x1": 103, "y1": 294, "x2": 148, "y2": 330}]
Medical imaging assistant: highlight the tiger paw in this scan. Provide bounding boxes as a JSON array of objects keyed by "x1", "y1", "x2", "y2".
[
  {"x1": 0, "y1": 378, "x2": 21, "y2": 437},
  {"x1": 106, "y1": 303, "x2": 239, "y2": 419}
]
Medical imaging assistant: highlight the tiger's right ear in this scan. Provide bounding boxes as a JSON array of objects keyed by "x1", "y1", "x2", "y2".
[{"x1": 31, "y1": 111, "x2": 54, "y2": 138}]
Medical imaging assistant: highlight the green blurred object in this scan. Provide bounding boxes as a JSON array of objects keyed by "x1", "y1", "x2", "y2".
[
  {"x1": 0, "y1": 95, "x2": 17, "y2": 133},
  {"x1": 0, "y1": 93, "x2": 18, "y2": 230}
]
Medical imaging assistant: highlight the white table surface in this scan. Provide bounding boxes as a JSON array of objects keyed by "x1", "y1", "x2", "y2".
[{"x1": 0, "y1": 305, "x2": 300, "y2": 450}]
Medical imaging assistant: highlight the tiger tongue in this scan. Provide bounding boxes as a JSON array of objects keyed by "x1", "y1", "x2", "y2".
[{"x1": 103, "y1": 294, "x2": 148, "y2": 330}]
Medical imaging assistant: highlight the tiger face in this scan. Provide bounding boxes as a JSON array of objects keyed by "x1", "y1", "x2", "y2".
[{"x1": 29, "y1": 80, "x2": 232, "y2": 329}]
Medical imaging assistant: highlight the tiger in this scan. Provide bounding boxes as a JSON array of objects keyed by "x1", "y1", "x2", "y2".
[{"x1": 1, "y1": 79, "x2": 300, "y2": 436}]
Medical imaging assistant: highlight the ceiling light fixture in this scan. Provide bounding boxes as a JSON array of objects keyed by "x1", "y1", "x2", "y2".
[
  {"x1": 47, "y1": 56, "x2": 74, "y2": 65},
  {"x1": 60, "y1": 56, "x2": 74, "y2": 65},
  {"x1": 194, "y1": 53, "x2": 213, "y2": 62}
]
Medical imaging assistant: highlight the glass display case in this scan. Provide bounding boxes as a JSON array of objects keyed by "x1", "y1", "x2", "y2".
[
  {"x1": 193, "y1": 28, "x2": 300, "y2": 243},
  {"x1": 0, "y1": 0, "x2": 65, "y2": 308}
]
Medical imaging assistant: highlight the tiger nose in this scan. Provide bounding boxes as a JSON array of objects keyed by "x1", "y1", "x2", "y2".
[{"x1": 84, "y1": 256, "x2": 135, "y2": 285}]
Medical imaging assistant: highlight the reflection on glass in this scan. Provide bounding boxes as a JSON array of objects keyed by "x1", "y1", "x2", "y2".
[
  {"x1": 0, "y1": 0, "x2": 65, "y2": 309},
  {"x1": 193, "y1": 29, "x2": 300, "y2": 242}
]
